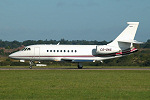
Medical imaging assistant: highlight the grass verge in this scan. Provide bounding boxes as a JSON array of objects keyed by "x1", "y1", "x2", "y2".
[{"x1": 0, "y1": 70, "x2": 150, "y2": 100}]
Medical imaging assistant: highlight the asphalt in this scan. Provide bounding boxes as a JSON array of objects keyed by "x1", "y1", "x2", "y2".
[{"x1": 0, "y1": 68, "x2": 150, "y2": 70}]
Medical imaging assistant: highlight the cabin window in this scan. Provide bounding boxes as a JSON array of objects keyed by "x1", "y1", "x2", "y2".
[{"x1": 46, "y1": 49, "x2": 78, "y2": 53}]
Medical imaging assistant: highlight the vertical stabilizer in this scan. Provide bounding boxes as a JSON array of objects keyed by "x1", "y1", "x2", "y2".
[{"x1": 108, "y1": 22, "x2": 139, "y2": 50}]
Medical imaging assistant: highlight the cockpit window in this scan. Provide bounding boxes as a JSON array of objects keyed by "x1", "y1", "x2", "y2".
[
  {"x1": 27, "y1": 48, "x2": 31, "y2": 50},
  {"x1": 22, "y1": 48, "x2": 31, "y2": 51}
]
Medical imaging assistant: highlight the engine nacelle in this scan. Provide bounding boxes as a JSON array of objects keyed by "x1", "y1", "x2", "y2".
[{"x1": 96, "y1": 45, "x2": 121, "y2": 54}]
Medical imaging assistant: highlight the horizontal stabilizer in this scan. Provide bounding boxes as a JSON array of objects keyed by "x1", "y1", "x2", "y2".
[{"x1": 118, "y1": 40, "x2": 144, "y2": 44}]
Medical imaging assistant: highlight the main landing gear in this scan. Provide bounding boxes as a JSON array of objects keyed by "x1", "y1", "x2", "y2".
[
  {"x1": 78, "y1": 63, "x2": 83, "y2": 69},
  {"x1": 29, "y1": 60, "x2": 34, "y2": 69}
]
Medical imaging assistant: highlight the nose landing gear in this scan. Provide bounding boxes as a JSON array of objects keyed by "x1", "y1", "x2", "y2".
[{"x1": 29, "y1": 60, "x2": 34, "y2": 69}]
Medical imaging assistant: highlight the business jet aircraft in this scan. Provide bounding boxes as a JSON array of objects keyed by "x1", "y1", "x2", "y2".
[{"x1": 9, "y1": 22, "x2": 143, "y2": 69}]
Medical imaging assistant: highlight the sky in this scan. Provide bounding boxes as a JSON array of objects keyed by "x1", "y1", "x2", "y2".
[{"x1": 0, "y1": 0, "x2": 150, "y2": 42}]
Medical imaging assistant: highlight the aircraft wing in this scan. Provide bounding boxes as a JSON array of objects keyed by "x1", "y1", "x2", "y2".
[{"x1": 61, "y1": 57, "x2": 95, "y2": 62}]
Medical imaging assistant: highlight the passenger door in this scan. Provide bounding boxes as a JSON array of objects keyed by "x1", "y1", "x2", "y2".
[{"x1": 34, "y1": 47, "x2": 40, "y2": 60}]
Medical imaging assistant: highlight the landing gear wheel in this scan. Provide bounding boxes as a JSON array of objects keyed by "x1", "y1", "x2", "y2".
[
  {"x1": 29, "y1": 61, "x2": 34, "y2": 69},
  {"x1": 78, "y1": 63, "x2": 83, "y2": 69}
]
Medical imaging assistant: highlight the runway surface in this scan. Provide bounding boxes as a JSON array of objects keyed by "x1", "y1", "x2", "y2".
[{"x1": 1, "y1": 68, "x2": 150, "y2": 70}]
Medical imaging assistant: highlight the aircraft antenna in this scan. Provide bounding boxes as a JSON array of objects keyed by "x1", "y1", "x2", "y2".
[{"x1": 57, "y1": 42, "x2": 60, "y2": 45}]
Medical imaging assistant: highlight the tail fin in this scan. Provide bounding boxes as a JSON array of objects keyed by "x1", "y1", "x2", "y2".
[{"x1": 108, "y1": 22, "x2": 142, "y2": 50}]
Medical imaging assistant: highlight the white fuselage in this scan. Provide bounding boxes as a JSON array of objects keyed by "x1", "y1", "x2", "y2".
[
  {"x1": 9, "y1": 45, "x2": 95, "y2": 60},
  {"x1": 9, "y1": 44, "x2": 125, "y2": 62}
]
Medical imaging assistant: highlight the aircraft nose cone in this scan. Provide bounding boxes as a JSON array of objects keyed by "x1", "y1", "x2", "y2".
[
  {"x1": 9, "y1": 53, "x2": 14, "y2": 58},
  {"x1": 9, "y1": 51, "x2": 22, "y2": 59},
  {"x1": 9, "y1": 52, "x2": 18, "y2": 59}
]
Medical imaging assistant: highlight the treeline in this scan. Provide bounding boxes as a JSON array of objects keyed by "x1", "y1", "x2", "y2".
[
  {"x1": 0, "y1": 39, "x2": 109, "y2": 49},
  {"x1": 0, "y1": 39, "x2": 150, "y2": 49},
  {"x1": 141, "y1": 39, "x2": 150, "y2": 48}
]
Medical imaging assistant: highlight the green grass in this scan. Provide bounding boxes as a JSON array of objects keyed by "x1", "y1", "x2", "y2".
[{"x1": 0, "y1": 70, "x2": 150, "y2": 100}]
